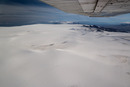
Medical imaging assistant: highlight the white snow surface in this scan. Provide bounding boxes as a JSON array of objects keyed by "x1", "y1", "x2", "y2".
[{"x1": 0, "y1": 24, "x2": 130, "y2": 87}]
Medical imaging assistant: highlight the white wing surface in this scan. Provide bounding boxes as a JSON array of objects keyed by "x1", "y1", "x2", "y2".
[{"x1": 41, "y1": 0, "x2": 130, "y2": 17}]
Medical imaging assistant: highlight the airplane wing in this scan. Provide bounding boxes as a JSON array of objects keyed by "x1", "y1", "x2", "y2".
[{"x1": 40, "y1": 0, "x2": 130, "y2": 17}]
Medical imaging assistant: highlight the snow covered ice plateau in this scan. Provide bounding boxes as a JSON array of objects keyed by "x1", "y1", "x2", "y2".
[{"x1": 0, "y1": 24, "x2": 130, "y2": 87}]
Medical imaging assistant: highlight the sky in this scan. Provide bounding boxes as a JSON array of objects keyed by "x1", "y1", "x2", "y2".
[{"x1": 0, "y1": 0, "x2": 130, "y2": 26}]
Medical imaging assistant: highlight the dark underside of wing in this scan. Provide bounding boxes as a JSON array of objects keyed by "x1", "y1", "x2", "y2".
[{"x1": 41, "y1": 0, "x2": 130, "y2": 17}]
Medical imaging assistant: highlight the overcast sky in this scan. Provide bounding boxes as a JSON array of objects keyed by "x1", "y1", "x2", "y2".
[{"x1": 0, "y1": 0, "x2": 130, "y2": 26}]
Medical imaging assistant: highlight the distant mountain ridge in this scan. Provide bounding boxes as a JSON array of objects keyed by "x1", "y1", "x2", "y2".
[
  {"x1": 0, "y1": 20, "x2": 130, "y2": 33},
  {"x1": 83, "y1": 24, "x2": 130, "y2": 33}
]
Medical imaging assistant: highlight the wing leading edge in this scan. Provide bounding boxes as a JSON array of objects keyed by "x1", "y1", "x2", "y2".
[{"x1": 41, "y1": 0, "x2": 130, "y2": 17}]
